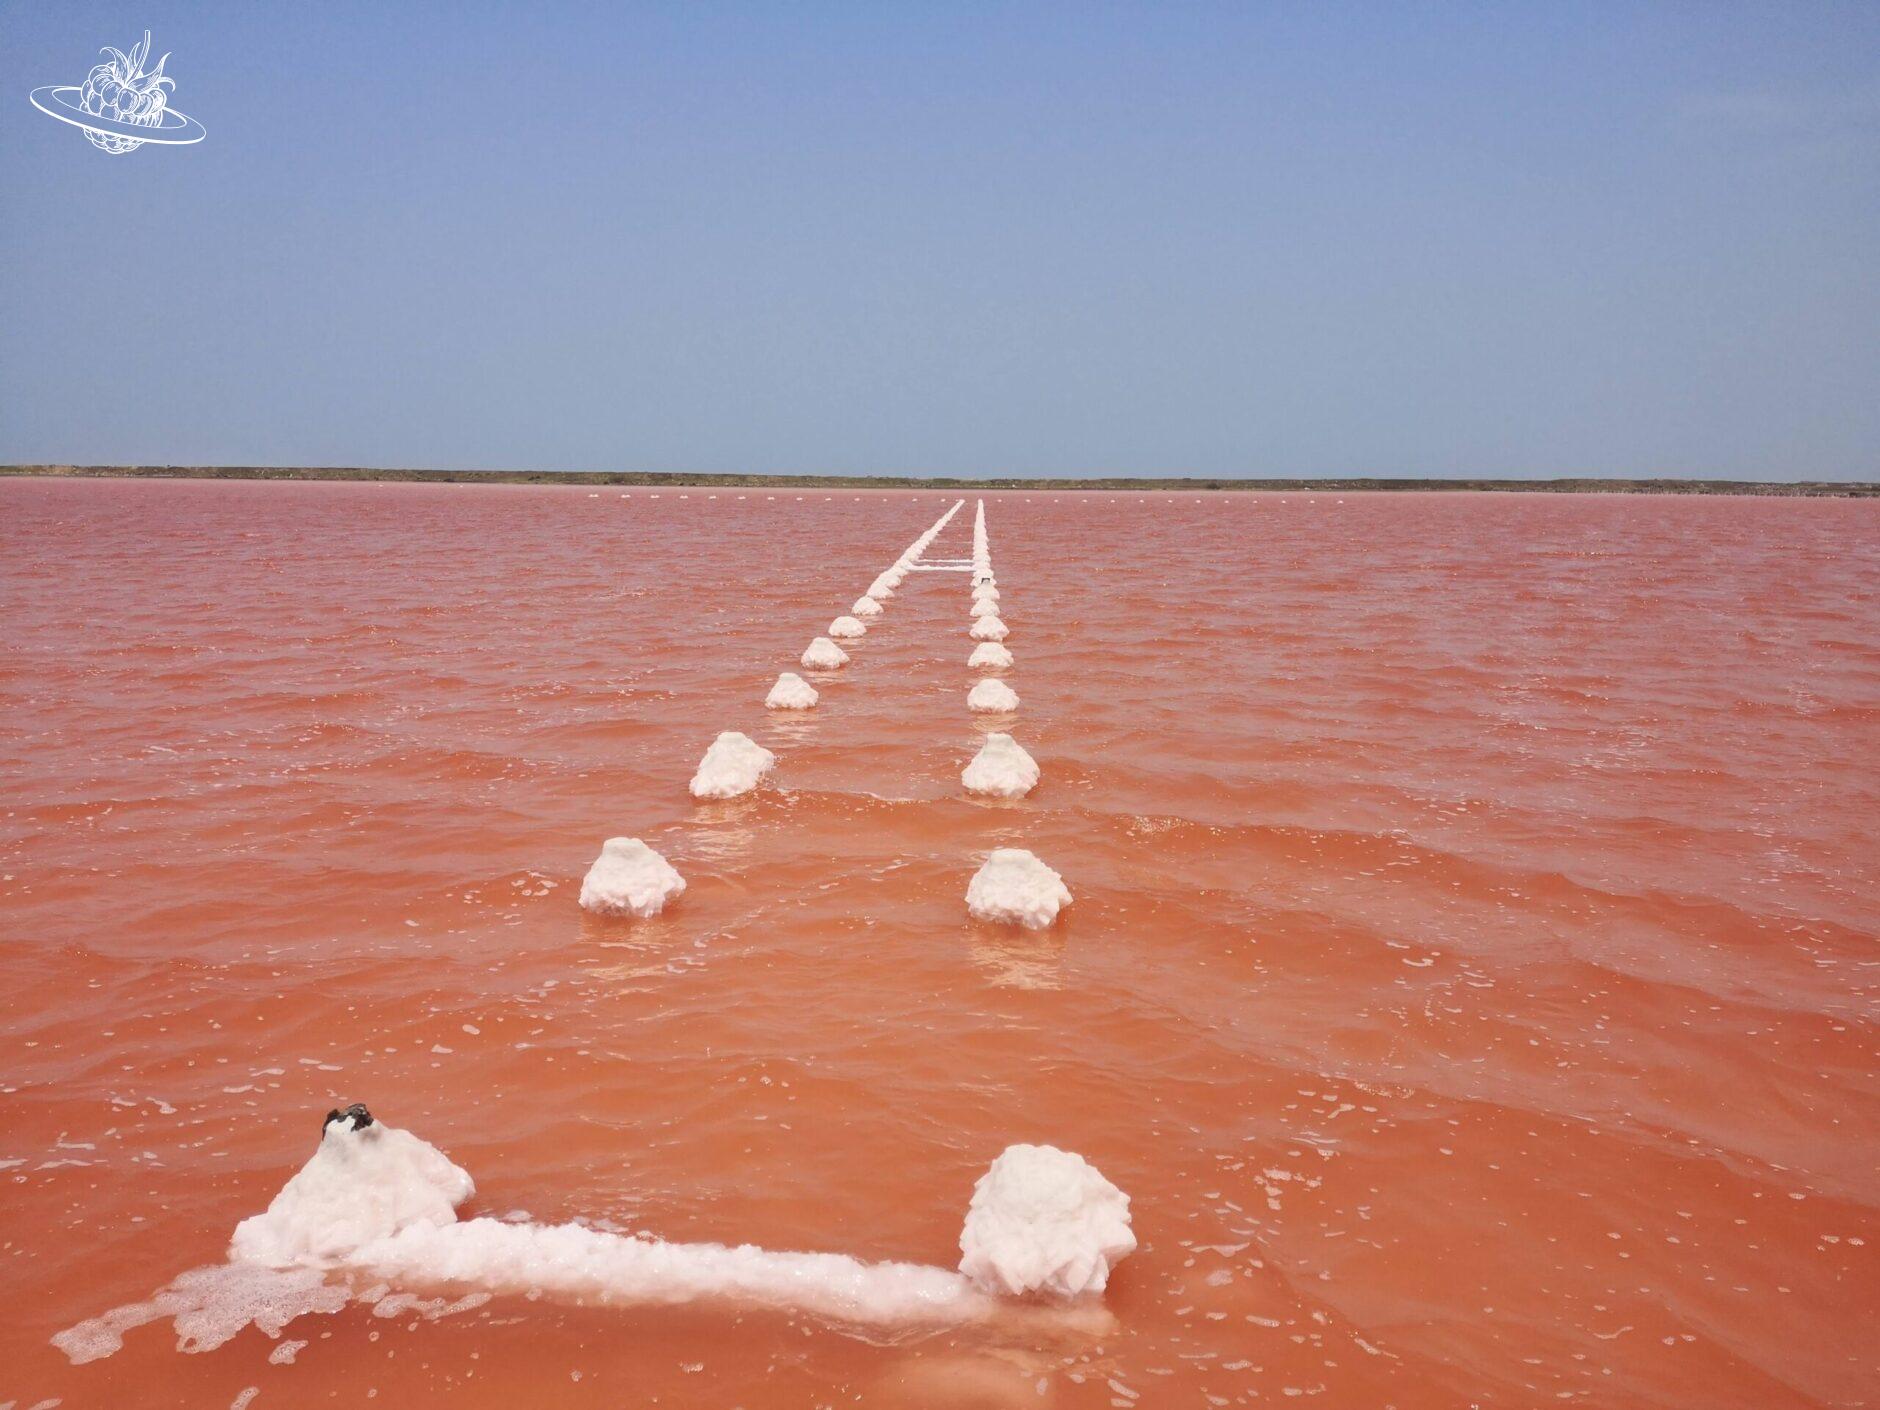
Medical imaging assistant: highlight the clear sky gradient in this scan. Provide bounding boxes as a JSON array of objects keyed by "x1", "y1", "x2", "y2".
[{"x1": 2, "y1": 2, "x2": 1875, "y2": 478}]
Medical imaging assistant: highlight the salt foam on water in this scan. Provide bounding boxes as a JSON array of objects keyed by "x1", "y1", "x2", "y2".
[
  {"x1": 968, "y1": 641, "x2": 1014, "y2": 670},
  {"x1": 801, "y1": 636, "x2": 850, "y2": 670},
  {"x1": 765, "y1": 672, "x2": 819, "y2": 710},
  {"x1": 966, "y1": 848, "x2": 1071, "y2": 928},
  {"x1": 578, "y1": 838, "x2": 687, "y2": 918},
  {"x1": 56, "y1": 1113, "x2": 1132, "y2": 1362},
  {"x1": 962, "y1": 733, "x2": 1038, "y2": 799},
  {"x1": 970, "y1": 616, "x2": 1009, "y2": 642},
  {"x1": 50, "y1": 1263, "x2": 350, "y2": 1366},
  {"x1": 688, "y1": 731, "x2": 776, "y2": 800},
  {"x1": 958, "y1": 1145, "x2": 1135, "y2": 1298},
  {"x1": 827, "y1": 615, "x2": 867, "y2": 639},
  {"x1": 967, "y1": 678, "x2": 1020, "y2": 713},
  {"x1": 851, "y1": 595, "x2": 883, "y2": 617}
]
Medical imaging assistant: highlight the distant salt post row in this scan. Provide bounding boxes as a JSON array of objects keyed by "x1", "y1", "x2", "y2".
[
  {"x1": 959, "y1": 499, "x2": 1068, "y2": 930},
  {"x1": 581, "y1": 500, "x2": 966, "y2": 919},
  {"x1": 783, "y1": 497, "x2": 964, "y2": 699}
]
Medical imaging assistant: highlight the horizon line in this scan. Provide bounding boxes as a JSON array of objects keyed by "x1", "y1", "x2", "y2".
[{"x1": 4, "y1": 465, "x2": 1875, "y2": 497}]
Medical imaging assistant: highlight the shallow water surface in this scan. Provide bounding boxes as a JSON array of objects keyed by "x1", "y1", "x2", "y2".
[{"x1": 1, "y1": 479, "x2": 1876, "y2": 1407}]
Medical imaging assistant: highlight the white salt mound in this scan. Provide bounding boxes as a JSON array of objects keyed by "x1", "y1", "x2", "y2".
[
  {"x1": 973, "y1": 570, "x2": 995, "y2": 587},
  {"x1": 968, "y1": 642, "x2": 1014, "y2": 670},
  {"x1": 869, "y1": 578, "x2": 895, "y2": 600},
  {"x1": 970, "y1": 616, "x2": 1009, "y2": 642},
  {"x1": 765, "y1": 672, "x2": 819, "y2": 710},
  {"x1": 967, "y1": 678, "x2": 1020, "y2": 713},
  {"x1": 962, "y1": 733, "x2": 1039, "y2": 799},
  {"x1": 958, "y1": 1145, "x2": 1135, "y2": 1298},
  {"x1": 972, "y1": 584, "x2": 1000, "y2": 603},
  {"x1": 966, "y1": 848, "x2": 1070, "y2": 929},
  {"x1": 231, "y1": 1114, "x2": 474, "y2": 1268},
  {"x1": 970, "y1": 598, "x2": 1001, "y2": 619},
  {"x1": 802, "y1": 637, "x2": 849, "y2": 670},
  {"x1": 578, "y1": 837, "x2": 687, "y2": 918},
  {"x1": 851, "y1": 595, "x2": 883, "y2": 617},
  {"x1": 688, "y1": 731, "x2": 776, "y2": 800},
  {"x1": 828, "y1": 615, "x2": 867, "y2": 639}
]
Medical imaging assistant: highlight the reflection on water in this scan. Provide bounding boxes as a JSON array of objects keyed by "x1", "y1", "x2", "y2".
[
  {"x1": 679, "y1": 797, "x2": 761, "y2": 865},
  {"x1": 760, "y1": 713, "x2": 822, "y2": 751},
  {"x1": 971, "y1": 925, "x2": 1066, "y2": 990},
  {"x1": 576, "y1": 909, "x2": 702, "y2": 985}
]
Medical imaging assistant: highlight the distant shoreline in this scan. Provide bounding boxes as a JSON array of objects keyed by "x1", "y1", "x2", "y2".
[{"x1": 2, "y1": 465, "x2": 1873, "y2": 497}]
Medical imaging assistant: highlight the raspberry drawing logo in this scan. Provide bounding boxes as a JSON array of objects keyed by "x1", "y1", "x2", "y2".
[{"x1": 30, "y1": 30, "x2": 206, "y2": 155}]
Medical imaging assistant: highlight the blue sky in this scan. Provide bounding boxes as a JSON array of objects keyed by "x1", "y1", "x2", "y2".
[{"x1": 2, "y1": 2, "x2": 1875, "y2": 478}]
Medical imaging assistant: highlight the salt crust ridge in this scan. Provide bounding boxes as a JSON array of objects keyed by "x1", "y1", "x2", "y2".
[{"x1": 53, "y1": 1115, "x2": 1129, "y2": 1362}]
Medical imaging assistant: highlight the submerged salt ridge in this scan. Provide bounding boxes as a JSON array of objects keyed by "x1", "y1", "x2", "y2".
[{"x1": 55, "y1": 1110, "x2": 1133, "y2": 1361}]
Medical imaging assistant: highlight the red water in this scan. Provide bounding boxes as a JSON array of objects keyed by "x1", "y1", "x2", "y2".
[{"x1": 1, "y1": 478, "x2": 1875, "y2": 1408}]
